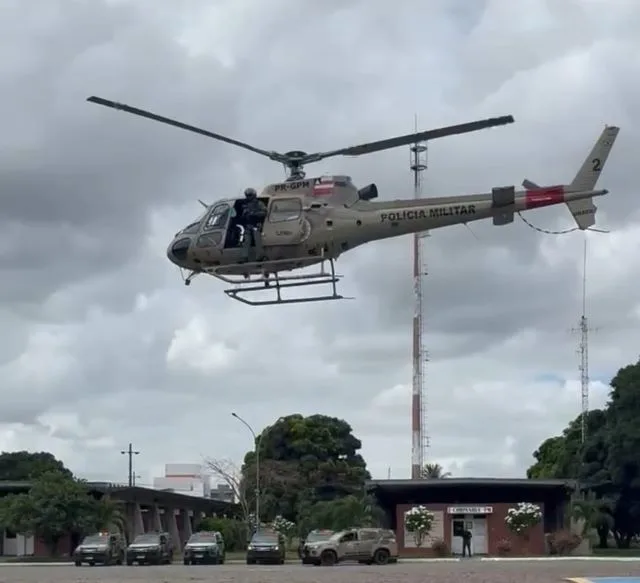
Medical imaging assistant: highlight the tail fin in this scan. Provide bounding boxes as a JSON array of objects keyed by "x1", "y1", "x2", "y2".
[{"x1": 566, "y1": 125, "x2": 620, "y2": 229}]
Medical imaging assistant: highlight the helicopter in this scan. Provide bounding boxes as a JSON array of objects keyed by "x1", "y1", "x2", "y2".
[{"x1": 87, "y1": 96, "x2": 618, "y2": 306}]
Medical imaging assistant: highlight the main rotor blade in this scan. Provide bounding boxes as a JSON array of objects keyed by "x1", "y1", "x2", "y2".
[
  {"x1": 86, "y1": 96, "x2": 283, "y2": 161},
  {"x1": 303, "y1": 115, "x2": 515, "y2": 163}
]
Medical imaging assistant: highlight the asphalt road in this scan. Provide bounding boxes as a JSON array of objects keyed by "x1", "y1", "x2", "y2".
[{"x1": 1, "y1": 561, "x2": 640, "y2": 583}]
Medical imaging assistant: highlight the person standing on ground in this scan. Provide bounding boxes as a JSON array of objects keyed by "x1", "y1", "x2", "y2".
[{"x1": 462, "y1": 527, "x2": 472, "y2": 558}]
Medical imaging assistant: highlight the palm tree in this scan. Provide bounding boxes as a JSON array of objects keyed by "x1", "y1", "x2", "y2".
[
  {"x1": 93, "y1": 497, "x2": 127, "y2": 536},
  {"x1": 570, "y1": 491, "x2": 614, "y2": 548},
  {"x1": 421, "y1": 463, "x2": 451, "y2": 479}
]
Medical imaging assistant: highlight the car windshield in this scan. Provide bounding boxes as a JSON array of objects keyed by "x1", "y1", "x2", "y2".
[
  {"x1": 82, "y1": 535, "x2": 107, "y2": 545},
  {"x1": 251, "y1": 531, "x2": 279, "y2": 543},
  {"x1": 189, "y1": 533, "x2": 217, "y2": 543},
  {"x1": 133, "y1": 534, "x2": 160, "y2": 544},
  {"x1": 306, "y1": 530, "x2": 334, "y2": 542}
]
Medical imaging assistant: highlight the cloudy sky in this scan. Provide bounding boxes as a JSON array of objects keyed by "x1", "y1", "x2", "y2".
[{"x1": 1, "y1": 0, "x2": 638, "y2": 487}]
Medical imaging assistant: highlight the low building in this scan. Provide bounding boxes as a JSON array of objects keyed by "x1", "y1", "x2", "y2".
[
  {"x1": 366, "y1": 478, "x2": 574, "y2": 557},
  {"x1": 0, "y1": 480, "x2": 239, "y2": 558},
  {"x1": 210, "y1": 483, "x2": 234, "y2": 503}
]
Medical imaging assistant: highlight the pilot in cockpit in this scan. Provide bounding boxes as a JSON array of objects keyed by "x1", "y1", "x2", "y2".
[{"x1": 240, "y1": 187, "x2": 267, "y2": 261}]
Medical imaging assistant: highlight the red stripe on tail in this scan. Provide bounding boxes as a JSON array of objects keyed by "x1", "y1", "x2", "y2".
[{"x1": 525, "y1": 186, "x2": 565, "y2": 209}]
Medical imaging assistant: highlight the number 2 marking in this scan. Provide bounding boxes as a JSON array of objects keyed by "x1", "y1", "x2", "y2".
[{"x1": 592, "y1": 158, "x2": 601, "y2": 172}]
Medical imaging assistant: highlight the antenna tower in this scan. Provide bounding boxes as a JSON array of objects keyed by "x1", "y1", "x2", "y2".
[
  {"x1": 410, "y1": 115, "x2": 430, "y2": 479},
  {"x1": 574, "y1": 237, "x2": 593, "y2": 443}
]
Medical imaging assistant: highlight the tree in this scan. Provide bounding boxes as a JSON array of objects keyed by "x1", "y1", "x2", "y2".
[
  {"x1": 571, "y1": 491, "x2": 614, "y2": 548},
  {"x1": 240, "y1": 414, "x2": 371, "y2": 524},
  {"x1": 195, "y1": 516, "x2": 247, "y2": 551},
  {"x1": 526, "y1": 358, "x2": 640, "y2": 548},
  {"x1": 296, "y1": 494, "x2": 383, "y2": 535},
  {"x1": 0, "y1": 451, "x2": 72, "y2": 481},
  {"x1": 203, "y1": 458, "x2": 250, "y2": 521},
  {"x1": 526, "y1": 410, "x2": 608, "y2": 481},
  {"x1": 91, "y1": 496, "x2": 127, "y2": 536},
  {"x1": 0, "y1": 470, "x2": 116, "y2": 555},
  {"x1": 421, "y1": 463, "x2": 451, "y2": 479},
  {"x1": 404, "y1": 505, "x2": 434, "y2": 547}
]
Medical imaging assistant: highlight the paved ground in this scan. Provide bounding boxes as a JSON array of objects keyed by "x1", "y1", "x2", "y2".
[{"x1": 0, "y1": 560, "x2": 639, "y2": 583}]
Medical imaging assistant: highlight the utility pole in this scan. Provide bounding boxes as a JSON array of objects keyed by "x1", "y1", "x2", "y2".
[
  {"x1": 232, "y1": 412, "x2": 261, "y2": 528},
  {"x1": 120, "y1": 443, "x2": 140, "y2": 487}
]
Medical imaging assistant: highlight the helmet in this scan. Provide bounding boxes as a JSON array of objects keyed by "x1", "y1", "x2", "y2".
[{"x1": 244, "y1": 187, "x2": 257, "y2": 198}]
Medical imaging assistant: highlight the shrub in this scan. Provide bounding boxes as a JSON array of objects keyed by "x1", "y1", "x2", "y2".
[
  {"x1": 547, "y1": 529, "x2": 582, "y2": 555},
  {"x1": 404, "y1": 505, "x2": 435, "y2": 547},
  {"x1": 431, "y1": 538, "x2": 449, "y2": 557},
  {"x1": 505, "y1": 502, "x2": 543, "y2": 535},
  {"x1": 195, "y1": 517, "x2": 248, "y2": 552},
  {"x1": 496, "y1": 538, "x2": 512, "y2": 556}
]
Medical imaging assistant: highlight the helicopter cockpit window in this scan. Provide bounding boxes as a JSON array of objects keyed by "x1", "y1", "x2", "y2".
[
  {"x1": 204, "y1": 204, "x2": 231, "y2": 230},
  {"x1": 180, "y1": 221, "x2": 201, "y2": 235},
  {"x1": 268, "y1": 198, "x2": 302, "y2": 223}
]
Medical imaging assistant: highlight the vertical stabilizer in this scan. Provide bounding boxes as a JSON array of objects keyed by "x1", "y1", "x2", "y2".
[{"x1": 566, "y1": 126, "x2": 619, "y2": 230}]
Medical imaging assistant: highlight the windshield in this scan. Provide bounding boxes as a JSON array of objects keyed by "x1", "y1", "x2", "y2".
[
  {"x1": 189, "y1": 532, "x2": 217, "y2": 543},
  {"x1": 132, "y1": 534, "x2": 160, "y2": 544},
  {"x1": 204, "y1": 204, "x2": 231, "y2": 230},
  {"x1": 306, "y1": 530, "x2": 334, "y2": 542},
  {"x1": 251, "y1": 531, "x2": 279, "y2": 543},
  {"x1": 180, "y1": 209, "x2": 208, "y2": 235},
  {"x1": 81, "y1": 535, "x2": 108, "y2": 545}
]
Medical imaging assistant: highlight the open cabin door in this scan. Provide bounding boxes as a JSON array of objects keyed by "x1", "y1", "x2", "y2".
[{"x1": 261, "y1": 196, "x2": 307, "y2": 246}]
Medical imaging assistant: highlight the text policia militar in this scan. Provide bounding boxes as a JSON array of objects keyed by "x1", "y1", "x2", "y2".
[{"x1": 380, "y1": 203, "x2": 477, "y2": 223}]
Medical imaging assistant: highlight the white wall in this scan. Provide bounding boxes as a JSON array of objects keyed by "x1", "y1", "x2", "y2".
[{"x1": 2, "y1": 531, "x2": 34, "y2": 556}]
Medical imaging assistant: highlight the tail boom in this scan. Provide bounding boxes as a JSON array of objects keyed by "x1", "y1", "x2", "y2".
[
  {"x1": 522, "y1": 185, "x2": 608, "y2": 211},
  {"x1": 522, "y1": 125, "x2": 619, "y2": 230}
]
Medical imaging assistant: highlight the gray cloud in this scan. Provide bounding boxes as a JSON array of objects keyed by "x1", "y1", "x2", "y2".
[{"x1": 1, "y1": 0, "x2": 639, "y2": 486}]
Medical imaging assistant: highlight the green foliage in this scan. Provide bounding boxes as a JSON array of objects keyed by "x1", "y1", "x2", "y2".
[
  {"x1": 241, "y1": 414, "x2": 371, "y2": 524},
  {"x1": 571, "y1": 491, "x2": 614, "y2": 538},
  {"x1": 527, "y1": 411, "x2": 608, "y2": 481},
  {"x1": 296, "y1": 494, "x2": 383, "y2": 535},
  {"x1": 0, "y1": 451, "x2": 72, "y2": 481},
  {"x1": 505, "y1": 502, "x2": 542, "y2": 535},
  {"x1": 196, "y1": 517, "x2": 248, "y2": 552},
  {"x1": 271, "y1": 515, "x2": 296, "y2": 542},
  {"x1": 0, "y1": 470, "x2": 120, "y2": 554},
  {"x1": 421, "y1": 463, "x2": 451, "y2": 479},
  {"x1": 404, "y1": 505, "x2": 435, "y2": 547},
  {"x1": 526, "y1": 357, "x2": 640, "y2": 548}
]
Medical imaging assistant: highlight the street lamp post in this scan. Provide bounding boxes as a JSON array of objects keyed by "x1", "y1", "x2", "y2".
[{"x1": 231, "y1": 412, "x2": 261, "y2": 529}]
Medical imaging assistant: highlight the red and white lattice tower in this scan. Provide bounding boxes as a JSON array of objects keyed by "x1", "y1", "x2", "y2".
[{"x1": 410, "y1": 116, "x2": 430, "y2": 479}]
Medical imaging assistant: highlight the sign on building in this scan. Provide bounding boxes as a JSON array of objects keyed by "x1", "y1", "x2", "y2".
[{"x1": 446, "y1": 506, "x2": 494, "y2": 514}]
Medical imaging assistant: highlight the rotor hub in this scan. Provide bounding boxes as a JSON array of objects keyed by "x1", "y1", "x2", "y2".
[
  {"x1": 283, "y1": 151, "x2": 309, "y2": 180},
  {"x1": 283, "y1": 150, "x2": 308, "y2": 162}
]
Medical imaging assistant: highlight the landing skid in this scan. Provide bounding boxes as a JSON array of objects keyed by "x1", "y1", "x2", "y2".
[{"x1": 205, "y1": 257, "x2": 350, "y2": 306}]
